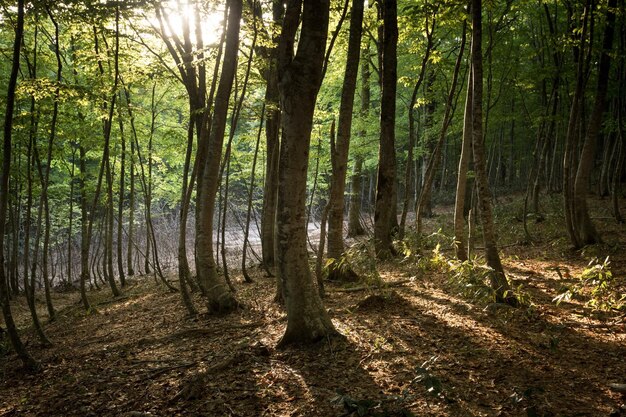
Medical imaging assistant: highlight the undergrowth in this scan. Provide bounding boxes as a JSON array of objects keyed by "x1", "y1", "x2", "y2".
[{"x1": 553, "y1": 257, "x2": 625, "y2": 312}]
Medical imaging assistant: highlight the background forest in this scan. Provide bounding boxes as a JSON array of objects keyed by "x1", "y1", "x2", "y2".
[{"x1": 1, "y1": 0, "x2": 625, "y2": 416}]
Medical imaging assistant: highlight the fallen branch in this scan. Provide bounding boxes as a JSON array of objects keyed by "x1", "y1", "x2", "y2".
[
  {"x1": 327, "y1": 279, "x2": 414, "y2": 293},
  {"x1": 609, "y1": 383, "x2": 626, "y2": 393}
]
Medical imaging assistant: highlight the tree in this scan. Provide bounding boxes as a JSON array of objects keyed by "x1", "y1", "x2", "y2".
[
  {"x1": 0, "y1": 0, "x2": 39, "y2": 371},
  {"x1": 469, "y1": 0, "x2": 515, "y2": 306},
  {"x1": 569, "y1": 0, "x2": 617, "y2": 247},
  {"x1": 194, "y1": 0, "x2": 243, "y2": 313},
  {"x1": 276, "y1": 0, "x2": 339, "y2": 345},
  {"x1": 326, "y1": 0, "x2": 364, "y2": 279},
  {"x1": 374, "y1": 0, "x2": 398, "y2": 260}
]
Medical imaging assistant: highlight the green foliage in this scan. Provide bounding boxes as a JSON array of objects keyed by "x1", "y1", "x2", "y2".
[
  {"x1": 338, "y1": 242, "x2": 382, "y2": 287},
  {"x1": 553, "y1": 257, "x2": 625, "y2": 312},
  {"x1": 446, "y1": 260, "x2": 499, "y2": 304},
  {"x1": 410, "y1": 355, "x2": 450, "y2": 403}
]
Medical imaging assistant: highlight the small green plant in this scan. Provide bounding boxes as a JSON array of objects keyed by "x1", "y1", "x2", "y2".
[
  {"x1": 446, "y1": 260, "x2": 498, "y2": 304},
  {"x1": 341, "y1": 242, "x2": 382, "y2": 286},
  {"x1": 553, "y1": 257, "x2": 625, "y2": 311},
  {"x1": 411, "y1": 356, "x2": 447, "y2": 401}
]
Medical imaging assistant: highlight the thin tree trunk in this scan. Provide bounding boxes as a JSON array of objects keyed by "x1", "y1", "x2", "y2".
[
  {"x1": 347, "y1": 42, "x2": 371, "y2": 238},
  {"x1": 260, "y1": 1, "x2": 283, "y2": 273},
  {"x1": 326, "y1": 0, "x2": 364, "y2": 263},
  {"x1": 0, "y1": 0, "x2": 39, "y2": 370},
  {"x1": 116, "y1": 97, "x2": 126, "y2": 287},
  {"x1": 416, "y1": 21, "x2": 467, "y2": 234},
  {"x1": 127, "y1": 122, "x2": 135, "y2": 277},
  {"x1": 400, "y1": 17, "x2": 435, "y2": 238},
  {"x1": 470, "y1": 0, "x2": 515, "y2": 305},
  {"x1": 242, "y1": 104, "x2": 265, "y2": 282}
]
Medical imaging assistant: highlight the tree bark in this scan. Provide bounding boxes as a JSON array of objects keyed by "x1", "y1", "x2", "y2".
[
  {"x1": 374, "y1": 0, "x2": 398, "y2": 260},
  {"x1": 470, "y1": 0, "x2": 515, "y2": 305},
  {"x1": 195, "y1": 0, "x2": 242, "y2": 313},
  {"x1": 326, "y1": 0, "x2": 364, "y2": 260},
  {"x1": 572, "y1": 0, "x2": 617, "y2": 245},
  {"x1": 276, "y1": 0, "x2": 338, "y2": 345},
  {"x1": 261, "y1": 0, "x2": 284, "y2": 272},
  {"x1": 455, "y1": 88, "x2": 475, "y2": 260}
]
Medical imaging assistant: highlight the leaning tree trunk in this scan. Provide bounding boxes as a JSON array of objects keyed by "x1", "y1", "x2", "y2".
[
  {"x1": 374, "y1": 0, "x2": 398, "y2": 260},
  {"x1": 276, "y1": 0, "x2": 338, "y2": 346},
  {"x1": 572, "y1": 0, "x2": 617, "y2": 246},
  {"x1": 195, "y1": 0, "x2": 242, "y2": 313},
  {"x1": 470, "y1": 0, "x2": 515, "y2": 306},
  {"x1": 0, "y1": 0, "x2": 39, "y2": 370}
]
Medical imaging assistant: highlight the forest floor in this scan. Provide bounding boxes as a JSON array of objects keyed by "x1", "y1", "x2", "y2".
[{"x1": 1, "y1": 194, "x2": 625, "y2": 417}]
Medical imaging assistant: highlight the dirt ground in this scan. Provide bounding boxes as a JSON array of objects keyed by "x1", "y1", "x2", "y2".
[{"x1": 1, "y1": 195, "x2": 625, "y2": 416}]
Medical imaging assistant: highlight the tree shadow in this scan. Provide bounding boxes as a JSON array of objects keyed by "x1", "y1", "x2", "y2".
[{"x1": 358, "y1": 286, "x2": 626, "y2": 416}]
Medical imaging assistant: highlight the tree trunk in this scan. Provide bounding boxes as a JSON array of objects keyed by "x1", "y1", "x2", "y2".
[
  {"x1": 243, "y1": 104, "x2": 265, "y2": 282},
  {"x1": 416, "y1": 21, "x2": 466, "y2": 234},
  {"x1": 326, "y1": 0, "x2": 364, "y2": 261},
  {"x1": 572, "y1": 0, "x2": 617, "y2": 245},
  {"x1": 563, "y1": 0, "x2": 590, "y2": 248},
  {"x1": 400, "y1": 20, "x2": 435, "y2": 238},
  {"x1": 127, "y1": 131, "x2": 135, "y2": 277},
  {"x1": 79, "y1": 145, "x2": 91, "y2": 310},
  {"x1": 347, "y1": 43, "x2": 372, "y2": 238},
  {"x1": 261, "y1": 0, "x2": 284, "y2": 272},
  {"x1": 276, "y1": 0, "x2": 338, "y2": 346},
  {"x1": 116, "y1": 98, "x2": 126, "y2": 287},
  {"x1": 374, "y1": 0, "x2": 398, "y2": 260},
  {"x1": 0, "y1": 0, "x2": 39, "y2": 370},
  {"x1": 470, "y1": 0, "x2": 515, "y2": 305},
  {"x1": 195, "y1": 0, "x2": 242, "y2": 313}
]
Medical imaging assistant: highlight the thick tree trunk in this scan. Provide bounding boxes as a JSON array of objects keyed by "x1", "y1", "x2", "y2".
[
  {"x1": 374, "y1": 0, "x2": 398, "y2": 260},
  {"x1": 276, "y1": 0, "x2": 338, "y2": 346},
  {"x1": 195, "y1": 0, "x2": 242, "y2": 313},
  {"x1": 470, "y1": 0, "x2": 515, "y2": 305},
  {"x1": 0, "y1": 0, "x2": 39, "y2": 370}
]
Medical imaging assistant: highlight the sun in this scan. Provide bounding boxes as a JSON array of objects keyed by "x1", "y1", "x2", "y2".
[{"x1": 154, "y1": 0, "x2": 225, "y2": 47}]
